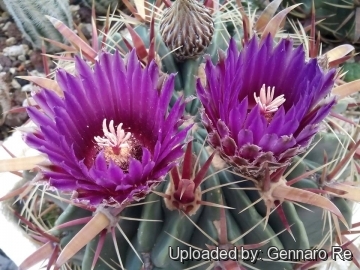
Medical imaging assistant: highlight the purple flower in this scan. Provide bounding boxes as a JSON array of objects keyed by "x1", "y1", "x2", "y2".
[
  {"x1": 196, "y1": 36, "x2": 336, "y2": 177},
  {"x1": 25, "y1": 50, "x2": 190, "y2": 207}
]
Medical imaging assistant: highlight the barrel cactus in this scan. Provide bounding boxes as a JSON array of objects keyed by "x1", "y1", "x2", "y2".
[
  {"x1": 1, "y1": 0, "x2": 360, "y2": 270},
  {"x1": 282, "y1": 0, "x2": 360, "y2": 44}
]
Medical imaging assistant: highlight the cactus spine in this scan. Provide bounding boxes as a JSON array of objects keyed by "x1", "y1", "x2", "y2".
[
  {"x1": 3, "y1": 0, "x2": 72, "y2": 52},
  {"x1": 81, "y1": 0, "x2": 121, "y2": 14},
  {"x1": 283, "y1": 0, "x2": 360, "y2": 43}
]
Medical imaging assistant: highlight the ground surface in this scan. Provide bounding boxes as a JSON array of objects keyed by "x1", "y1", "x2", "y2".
[{"x1": 0, "y1": 1, "x2": 93, "y2": 141}]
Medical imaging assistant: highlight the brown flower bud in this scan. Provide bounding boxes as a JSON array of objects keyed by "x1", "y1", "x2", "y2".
[{"x1": 159, "y1": 0, "x2": 214, "y2": 61}]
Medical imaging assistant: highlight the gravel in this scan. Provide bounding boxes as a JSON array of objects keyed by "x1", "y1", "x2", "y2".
[{"x1": 0, "y1": 2, "x2": 93, "y2": 141}]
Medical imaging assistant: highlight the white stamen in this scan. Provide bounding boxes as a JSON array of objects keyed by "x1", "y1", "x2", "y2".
[
  {"x1": 254, "y1": 84, "x2": 286, "y2": 113},
  {"x1": 94, "y1": 119, "x2": 131, "y2": 149}
]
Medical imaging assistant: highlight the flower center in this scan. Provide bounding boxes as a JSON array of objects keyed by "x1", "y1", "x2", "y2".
[
  {"x1": 254, "y1": 84, "x2": 285, "y2": 122},
  {"x1": 94, "y1": 119, "x2": 142, "y2": 172}
]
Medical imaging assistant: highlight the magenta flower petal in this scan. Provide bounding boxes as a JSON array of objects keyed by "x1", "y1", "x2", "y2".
[
  {"x1": 25, "y1": 49, "x2": 190, "y2": 207},
  {"x1": 196, "y1": 36, "x2": 336, "y2": 177}
]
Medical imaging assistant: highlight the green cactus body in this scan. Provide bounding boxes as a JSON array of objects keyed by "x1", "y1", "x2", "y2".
[
  {"x1": 50, "y1": 133, "x2": 355, "y2": 269},
  {"x1": 343, "y1": 62, "x2": 360, "y2": 82},
  {"x1": 3, "y1": 0, "x2": 72, "y2": 52}
]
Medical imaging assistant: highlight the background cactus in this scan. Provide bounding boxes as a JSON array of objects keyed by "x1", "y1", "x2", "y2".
[
  {"x1": 1, "y1": 0, "x2": 360, "y2": 270},
  {"x1": 81, "y1": 0, "x2": 123, "y2": 14},
  {"x1": 282, "y1": 0, "x2": 360, "y2": 44},
  {"x1": 343, "y1": 61, "x2": 360, "y2": 82},
  {"x1": 2, "y1": 0, "x2": 73, "y2": 52}
]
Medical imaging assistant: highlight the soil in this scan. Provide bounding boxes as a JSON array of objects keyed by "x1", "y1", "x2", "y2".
[{"x1": 0, "y1": 2, "x2": 94, "y2": 141}]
